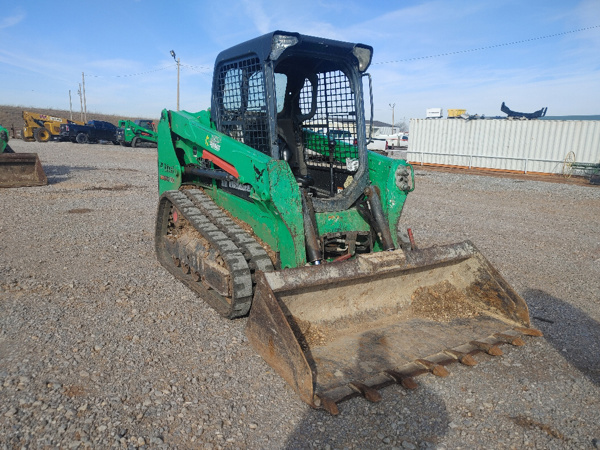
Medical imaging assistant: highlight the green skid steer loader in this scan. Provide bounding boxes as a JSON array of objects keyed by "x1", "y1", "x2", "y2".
[
  {"x1": 0, "y1": 125, "x2": 47, "y2": 188},
  {"x1": 116, "y1": 119, "x2": 158, "y2": 148},
  {"x1": 155, "y1": 31, "x2": 541, "y2": 414}
]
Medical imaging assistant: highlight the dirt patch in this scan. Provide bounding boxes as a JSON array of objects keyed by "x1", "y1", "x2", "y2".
[
  {"x1": 67, "y1": 208, "x2": 93, "y2": 214},
  {"x1": 509, "y1": 415, "x2": 565, "y2": 440},
  {"x1": 84, "y1": 184, "x2": 134, "y2": 191},
  {"x1": 411, "y1": 280, "x2": 480, "y2": 322},
  {"x1": 288, "y1": 316, "x2": 327, "y2": 350},
  {"x1": 63, "y1": 385, "x2": 86, "y2": 398}
]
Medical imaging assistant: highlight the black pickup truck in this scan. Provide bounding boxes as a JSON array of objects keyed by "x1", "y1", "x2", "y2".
[{"x1": 59, "y1": 120, "x2": 119, "y2": 144}]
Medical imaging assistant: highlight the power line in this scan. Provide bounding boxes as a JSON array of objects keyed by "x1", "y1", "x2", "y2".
[
  {"x1": 86, "y1": 62, "x2": 212, "y2": 78},
  {"x1": 180, "y1": 63, "x2": 212, "y2": 74},
  {"x1": 81, "y1": 25, "x2": 600, "y2": 78},
  {"x1": 87, "y1": 64, "x2": 175, "y2": 78},
  {"x1": 374, "y1": 24, "x2": 600, "y2": 65}
]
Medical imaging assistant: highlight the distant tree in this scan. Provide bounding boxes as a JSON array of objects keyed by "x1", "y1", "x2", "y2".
[{"x1": 394, "y1": 122, "x2": 409, "y2": 132}]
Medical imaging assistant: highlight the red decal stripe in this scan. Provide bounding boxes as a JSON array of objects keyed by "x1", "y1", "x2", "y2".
[{"x1": 202, "y1": 150, "x2": 239, "y2": 178}]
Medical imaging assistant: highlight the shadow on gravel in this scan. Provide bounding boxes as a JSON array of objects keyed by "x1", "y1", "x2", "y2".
[
  {"x1": 42, "y1": 165, "x2": 97, "y2": 185},
  {"x1": 282, "y1": 289, "x2": 600, "y2": 448},
  {"x1": 283, "y1": 330, "x2": 451, "y2": 448},
  {"x1": 525, "y1": 289, "x2": 600, "y2": 386},
  {"x1": 283, "y1": 387, "x2": 449, "y2": 449}
]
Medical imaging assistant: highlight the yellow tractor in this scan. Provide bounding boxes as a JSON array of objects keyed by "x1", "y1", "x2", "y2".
[{"x1": 21, "y1": 111, "x2": 84, "y2": 142}]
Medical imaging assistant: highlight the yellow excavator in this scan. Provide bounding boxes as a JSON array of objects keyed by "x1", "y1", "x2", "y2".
[{"x1": 21, "y1": 111, "x2": 84, "y2": 142}]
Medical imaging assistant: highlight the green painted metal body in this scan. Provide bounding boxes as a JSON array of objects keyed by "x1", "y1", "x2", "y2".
[
  {"x1": 302, "y1": 129, "x2": 358, "y2": 160},
  {"x1": 117, "y1": 119, "x2": 158, "y2": 145},
  {"x1": 0, "y1": 125, "x2": 8, "y2": 153},
  {"x1": 154, "y1": 32, "x2": 542, "y2": 415},
  {"x1": 157, "y1": 108, "x2": 413, "y2": 269}
]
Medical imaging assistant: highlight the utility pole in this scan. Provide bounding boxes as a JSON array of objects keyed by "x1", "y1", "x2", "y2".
[
  {"x1": 170, "y1": 50, "x2": 180, "y2": 111},
  {"x1": 77, "y1": 84, "x2": 84, "y2": 121},
  {"x1": 389, "y1": 103, "x2": 396, "y2": 135},
  {"x1": 82, "y1": 72, "x2": 87, "y2": 122},
  {"x1": 69, "y1": 90, "x2": 73, "y2": 121}
]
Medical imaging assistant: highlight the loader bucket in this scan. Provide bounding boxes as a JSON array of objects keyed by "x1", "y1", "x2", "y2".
[
  {"x1": 246, "y1": 241, "x2": 542, "y2": 414},
  {"x1": 0, "y1": 153, "x2": 48, "y2": 188}
]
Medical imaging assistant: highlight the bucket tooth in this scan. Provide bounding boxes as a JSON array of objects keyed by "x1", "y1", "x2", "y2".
[
  {"x1": 244, "y1": 240, "x2": 542, "y2": 414},
  {"x1": 385, "y1": 370, "x2": 419, "y2": 390},
  {"x1": 315, "y1": 395, "x2": 339, "y2": 415},
  {"x1": 416, "y1": 359, "x2": 450, "y2": 377},
  {"x1": 471, "y1": 340, "x2": 503, "y2": 356},
  {"x1": 445, "y1": 350, "x2": 478, "y2": 366},
  {"x1": 495, "y1": 333, "x2": 525, "y2": 346},
  {"x1": 349, "y1": 382, "x2": 382, "y2": 403},
  {"x1": 514, "y1": 326, "x2": 543, "y2": 337}
]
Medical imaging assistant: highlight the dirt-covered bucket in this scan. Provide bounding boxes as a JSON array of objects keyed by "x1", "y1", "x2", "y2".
[
  {"x1": 0, "y1": 153, "x2": 48, "y2": 188},
  {"x1": 246, "y1": 240, "x2": 542, "y2": 414}
]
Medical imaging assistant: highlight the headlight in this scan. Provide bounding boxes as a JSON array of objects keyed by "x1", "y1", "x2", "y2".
[
  {"x1": 395, "y1": 166, "x2": 411, "y2": 191},
  {"x1": 352, "y1": 45, "x2": 373, "y2": 72},
  {"x1": 270, "y1": 34, "x2": 299, "y2": 60}
]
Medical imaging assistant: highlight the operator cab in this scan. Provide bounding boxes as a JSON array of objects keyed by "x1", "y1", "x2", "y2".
[{"x1": 211, "y1": 31, "x2": 373, "y2": 212}]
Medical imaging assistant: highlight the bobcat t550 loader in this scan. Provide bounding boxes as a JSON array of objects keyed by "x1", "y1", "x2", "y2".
[
  {"x1": 155, "y1": 31, "x2": 541, "y2": 414},
  {"x1": 116, "y1": 119, "x2": 158, "y2": 148}
]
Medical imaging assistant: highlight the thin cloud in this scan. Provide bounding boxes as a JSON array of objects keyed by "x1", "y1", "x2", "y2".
[
  {"x1": 0, "y1": 12, "x2": 25, "y2": 29},
  {"x1": 242, "y1": 0, "x2": 271, "y2": 35},
  {"x1": 1, "y1": 1, "x2": 598, "y2": 120},
  {"x1": 0, "y1": 49, "x2": 73, "y2": 85}
]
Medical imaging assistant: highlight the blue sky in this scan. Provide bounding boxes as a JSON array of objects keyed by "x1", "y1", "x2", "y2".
[{"x1": 1, "y1": 0, "x2": 598, "y2": 123}]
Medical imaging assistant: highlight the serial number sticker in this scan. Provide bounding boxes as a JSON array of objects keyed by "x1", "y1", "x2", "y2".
[
  {"x1": 221, "y1": 180, "x2": 251, "y2": 192},
  {"x1": 205, "y1": 134, "x2": 221, "y2": 152},
  {"x1": 160, "y1": 175, "x2": 175, "y2": 183}
]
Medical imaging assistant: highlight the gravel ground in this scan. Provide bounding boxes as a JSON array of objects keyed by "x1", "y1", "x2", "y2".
[{"x1": 1, "y1": 140, "x2": 599, "y2": 449}]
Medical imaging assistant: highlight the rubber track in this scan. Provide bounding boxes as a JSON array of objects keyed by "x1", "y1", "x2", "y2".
[
  {"x1": 156, "y1": 190, "x2": 263, "y2": 318},
  {"x1": 183, "y1": 189, "x2": 274, "y2": 277}
]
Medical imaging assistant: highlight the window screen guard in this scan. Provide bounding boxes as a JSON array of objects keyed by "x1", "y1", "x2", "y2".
[
  {"x1": 216, "y1": 56, "x2": 271, "y2": 155},
  {"x1": 300, "y1": 70, "x2": 359, "y2": 171}
]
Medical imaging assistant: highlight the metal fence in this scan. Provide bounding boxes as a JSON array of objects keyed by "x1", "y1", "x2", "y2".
[{"x1": 407, "y1": 119, "x2": 600, "y2": 174}]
